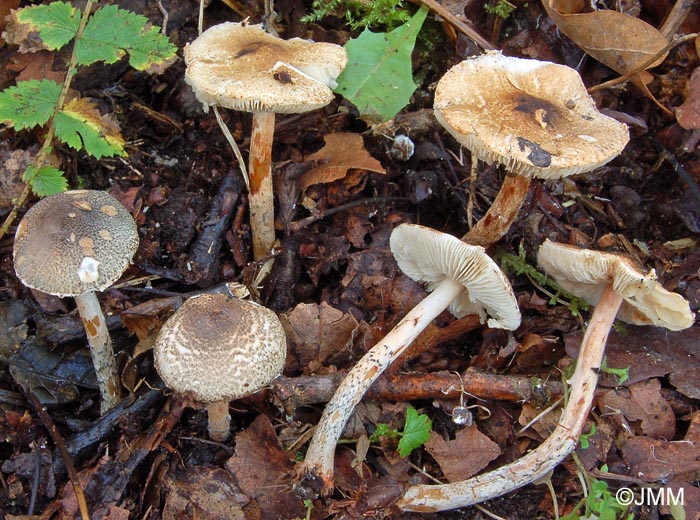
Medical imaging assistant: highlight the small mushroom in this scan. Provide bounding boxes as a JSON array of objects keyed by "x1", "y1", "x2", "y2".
[
  {"x1": 298, "y1": 224, "x2": 520, "y2": 495},
  {"x1": 397, "y1": 240, "x2": 694, "y2": 512},
  {"x1": 13, "y1": 190, "x2": 139, "y2": 413},
  {"x1": 184, "y1": 22, "x2": 347, "y2": 260},
  {"x1": 434, "y1": 52, "x2": 630, "y2": 246},
  {"x1": 154, "y1": 293, "x2": 287, "y2": 442}
]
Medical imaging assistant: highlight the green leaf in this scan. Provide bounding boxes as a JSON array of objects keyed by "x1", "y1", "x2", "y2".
[
  {"x1": 579, "y1": 423, "x2": 596, "y2": 449},
  {"x1": 334, "y1": 5, "x2": 428, "y2": 123},
  {"x1": 600, "y1": 358, "x2": 630, "y2": 384},
  {"x1": 75, "y1": 5, "x2": 177, "y2": 70},
  {"x1": 397, "y1": 406, "x2": 432, "y2": 457},
  {"x1": 23, "y1": 165, "x2": 68, "y2": 196},
  {"x1": 0, "y1": 79, "x2": 62, "y2": 130},
  {"x1": 16, "y1": 1, "x2": 81, "y2": 51},
  {"x1": 54, "y1": 98, "x2": 126, "y2": 158}
]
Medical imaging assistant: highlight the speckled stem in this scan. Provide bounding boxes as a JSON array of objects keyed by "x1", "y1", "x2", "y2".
[
  {"x1": 299, "y1": 278, "x2": 464, "y2": 494},
  {"x1": 74, "y1": 291, "x2": 121, "y2": 414},
  {"x1": 462, "y1": 174, "x2": 531, "y2": 247},
  {"x1": 248, "y1": 111, "x2": 276, "y2": 260},
  {"x1": 207, "y1": 400, "x2": 232, "y2": 442},
  {"x1": 398, "y1": 285, "x2": 623, "y2": 512}
]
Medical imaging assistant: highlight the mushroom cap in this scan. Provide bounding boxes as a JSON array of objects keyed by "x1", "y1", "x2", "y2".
[
  {"x1": 433, "y1": 52, "x2": 630, "y2": 179},
  {"x1": 390, "y1": 224, "x2": 521, "y2": 330},
  {"x1": 537, "y1": 240, "x2": 695, "y2": 330},
  {"x1": 13, "y1": 190, "x2": 138, "y2": 297},
  {"x1": 154, "y1": 294, "x2": 287, "y2": 403},
  {"x1": 184, "y1": 22, "x2": 347, "y2": 114}
]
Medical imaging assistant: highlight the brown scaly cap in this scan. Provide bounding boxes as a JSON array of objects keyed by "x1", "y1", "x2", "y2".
[
  {"x1": 537, "y1": 240, "x2": 695, "y2": 330},
  {"x1": 434, "y1": 52, "x2": 630, "y2": 179},
  {"x1": 154, "y1": 294, "x2": 287, "y2": 403},
  {"x1": 184, "y1": 22, "x2": 347, "y2": 114},
  {"x1": 390, "y1": 224, "x2": 521, "y2": 330},
  {"x1": 13, "y1": 190, "x2": 138, "y2": 297}
]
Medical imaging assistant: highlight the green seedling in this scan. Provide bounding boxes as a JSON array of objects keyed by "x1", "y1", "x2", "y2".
[
  {"x1": 599, "y1": 358, "x2": 630, "y2": 385},
  {"x1": 0, "y1": 0, "x2": 176, "y2": 239},
  {"x1": 484, "y1": 0, "x2": 517, "y2": 19},
  {"x1": 370, "y1": 405, "x2": 432, "y2": 457},
  {"x1": 561, "y1": 462, "x2": 633, "y2": 520},
  {"x1": 302, "y1": 0, "x2": 410, "y2": 30}
]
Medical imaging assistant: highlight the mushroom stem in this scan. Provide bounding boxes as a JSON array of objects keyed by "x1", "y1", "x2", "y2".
[
  {"x1": 462, "y1": 173, "x2": 532, "y2": 247},
  {"x1": 207, "y1": 400, "x2": 232, "y2": 442},
  {"x1": 398, "y1": 285, "x2": 623, "y2": 512},
  {"x1": 299, "y1": 278, "x2": 464, "y2": 494},
  {"x1": 248, "y1": 111, "x2": 277, "y2": 260},
  {"x1": 74, "y1": 291, "x2": 121, "y2": 414}
]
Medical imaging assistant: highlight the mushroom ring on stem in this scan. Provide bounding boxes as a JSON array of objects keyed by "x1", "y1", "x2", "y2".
[
  {"x1": 154, "y1": 293, "x2": 287, "y2": 442},
  {"x1": 398, "y1": 240, "x2": 694, "y2": 512},
  {"x1": 433, "y1": 52, "x2": 630, "y2": 246},
  {"x1": 184, "y1": 22, "x2": 347, "y2": 260},
  {"x1": 13, "y1": 190, "x2": 139, "y2": 414},
  {"x1": 297, "y1": 224, "x2": 521, "y2": 496}
]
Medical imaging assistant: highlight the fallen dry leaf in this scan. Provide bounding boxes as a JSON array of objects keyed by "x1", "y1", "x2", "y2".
[
  {"x1": 676, "y1": 67, "x2": 700, "y2": 129},
  {"x1": 9, "y1": 51, "x2": 63, "y2": 83},
  {"x1": 424, "y1": 425, "x2": 501, "y2": 482},
  {"x1": 300, "y1": 132, "x2": 386, "y2": 190}
]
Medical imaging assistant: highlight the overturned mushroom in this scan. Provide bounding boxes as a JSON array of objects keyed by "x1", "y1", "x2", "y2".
[
  {"x1": 184, "y1": 22, "x2": 347, "y2": 260},
  {"x1": 13, "y1": 190, "x2": 139, "y2": 413},
  {"x1": 398, "y1": 240, "x2": 694, "y2": 512},
  {"x1": 297, "y1": 224, "x2": 520, "y2": 495},
  {"x1": 434, "y1": 52, "x2": 630, "y2": 246}
]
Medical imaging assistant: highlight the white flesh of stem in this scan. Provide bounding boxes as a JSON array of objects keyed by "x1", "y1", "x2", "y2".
[
  {"x1": 301, "y1": 278, "x2": 465, "y2": 489},
  {"x1": 398, "y1": 285, "x2": 624, "y2": 512},
  {"x1": 207, "y1": 400, "x2": 232, "y2": 442},
  {"x1": 248, "y1": 111, "x2": 276, "y2": 260},
  {"x1": 74, "y1": 291, "x2": 121, "y2": 414}
]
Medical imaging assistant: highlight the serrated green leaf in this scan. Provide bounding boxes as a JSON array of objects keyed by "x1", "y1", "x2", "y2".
[
  {"x1": 75, "y1": 5, "x2": 176, "y2": 70},
  {"x1": 334, "y1": 5, "x2": 428, "y2": 123},
  {"x1": 397, "y1": 406, "x2": 432, "y2": 457},
  {"x1": 0, "y1": 79, "x2": 62, "y2": 130},
  {"x1": 54, "y1": 98, "x2": 125, "y2": 158},
  {"x1": 16, "y1": 2, "x2": 80, "y2": 51},
  {"x1": 23, "y1": 165, "x2": 68, "y2": 196}
]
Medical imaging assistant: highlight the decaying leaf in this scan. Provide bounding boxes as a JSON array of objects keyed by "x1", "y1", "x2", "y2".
[
  {"x1": 0, "y1": 147, "x2": 32, "y2": 214},
  {"x1": 55, "y1": 97, "x2": 126, "y2": 158},
  {"x1": 424, "y1": 426, "x2": 501, "y2": 482},
  {"x1": 300, "y1": 132, "x2": 386, "y2": 191},
  {"x1": 676, "y1": 67, "x2": 700, "y2": 129}
]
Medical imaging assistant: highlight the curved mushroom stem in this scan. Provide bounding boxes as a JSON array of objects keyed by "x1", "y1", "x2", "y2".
[
  {"x1": 462, "y1": 173, "x2": 532, "y2": 247},
  {"x1": 74, "y1": 291, "x2": 121, "y2": 414},
  {"x1": 207, "y1": 400, "x2": 232, "y2": 442},
  {"x1": 298, "y1": 278, "x2": 464, "y2": 495},
  {"x1": 398, "y1": 285, "x2": 623, "y2": 512},
  {"x1": 248, "y1": 111, "x2": 277, "y2": 260}
]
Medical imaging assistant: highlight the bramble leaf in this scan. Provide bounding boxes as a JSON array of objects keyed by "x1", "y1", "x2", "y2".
[
  {"x1": 334, "y1": 5, "x2": 428, "y2": 123},
  {"x1": 397, "y1": 406, "x2": 432, "y2": 457},
  {"x1": 54, "y1": 98, "x2": 125, "y2": 158},
  {"x1": 23, "y1": 165, "x2": 68, "y2": 196},
  {"x1": 76, "y1": 5, "x2": 177, "y2": 70},
  {"x1": 16, "y1": 2, "x2": 80, "y2": 51},
  {"x1": 0, "y1": 79, "x2": 62, "y2": 130}
]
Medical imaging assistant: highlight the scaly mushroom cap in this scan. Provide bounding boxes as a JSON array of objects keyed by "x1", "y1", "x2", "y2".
[
  {"x1": 390, "y1": 224, "x2": 521, "y2": 330},
  {"x1": 154, "y1": 294, "x2": 287, "y2": 403},
  {"x1": 184, "y1": 22, "x2": 347, "y2": 113},
  {"x1": 434, "y1": 52, "x2": 630, "y2": 179},
  {"x1": 537, "y1": 240, "x2": 695, "y2": 330},
  {"x1": 13, "y1": 190, "x2": 138, "y2": 298}
]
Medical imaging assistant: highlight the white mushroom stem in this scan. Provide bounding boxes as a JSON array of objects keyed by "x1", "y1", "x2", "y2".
[
  {"x1": 248, "y1": 111, "x2": 276, "y2": 260},
  {"x1": 462, "y1": 173, "x2": 532, "y2": 247},
  {"x1": 398, "y1": 285, "x2": 624, "y2": 512},
  {"x1": 207, "y1": 401, "x2": 232, "y2": 442},
  {"x1": 299, "y1": 278, "x2": 464, "y2": 493},
  {"x1": 74, "y1": 291, "x2": 121, "y2": 414}
]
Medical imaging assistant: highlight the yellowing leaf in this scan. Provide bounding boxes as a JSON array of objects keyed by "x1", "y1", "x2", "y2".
[
  {"x1": 55, "y1": 98, "x2": 125, "y2": 158},
  {"x1": 300, "y1": 133, "x2": 386, "y2": 190}
]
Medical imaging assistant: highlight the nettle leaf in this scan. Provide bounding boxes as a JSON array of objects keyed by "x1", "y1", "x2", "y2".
[
  {"x1": 76, "y1": 5, "x2": 177, "y2": 70},
  {"x1": 397, "y1": 406, "x2": 432, "y2": 457},
  {"x1": 54, "y1": 98, "x2": 126, "y2": 158},
  {"x1": 16, "y1": 1, "x2": 81, "y2": 51},
  {"x1": 23, "y1": 165, "x2": 68, "y2": 196},
  {"x1": 0, "y1": 79, "x2": 62, "y2": 130},
  {"x1": 334, "y1": 5, "x2": 428, "y2": 123}
]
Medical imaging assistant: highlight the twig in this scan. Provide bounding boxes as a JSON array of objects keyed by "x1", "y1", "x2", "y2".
[
  {"x1": 411, "y1": 0, "x2": 495, "y2": 51},
  {"x1": 287, "y1": 197, "x2": 410, "y2": 233},
  {"x1": 660, "y1": 0, "x2": 697, "y2": 39},
  {"x1": 213, "y1": 106, "x2": 250, "y2": 190}
]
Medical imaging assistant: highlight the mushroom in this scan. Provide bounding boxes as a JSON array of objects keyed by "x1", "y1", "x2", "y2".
[
  {"x1": 154, "y1": 293, "x2": 287, "y2": 442},
  {"x1": 397, "y1": 240, "x2": 694, "y2": 512},
  {"x1": 297, "y1": 224, "x2": 520, "y2": 495},
  {"x1": 184, "y1": 21, "x2": 347, "y2": 260},
  {"x1": 433, "y1": 52, "x2": 630, "y2": 246},
  {"x1": 13, "y1": 190, "x2": 139, "y2": 413}
]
